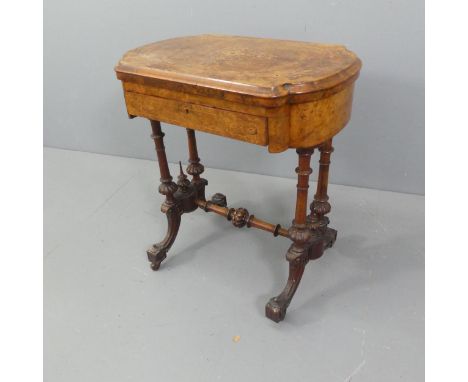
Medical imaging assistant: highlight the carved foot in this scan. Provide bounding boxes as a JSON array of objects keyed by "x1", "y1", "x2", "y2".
[
  {"x1": 265, "y1": 297, "x2": 287, "y2": 323},
  {"x1": 146, "y1": 245, "x2": 167, "y2": 271}
]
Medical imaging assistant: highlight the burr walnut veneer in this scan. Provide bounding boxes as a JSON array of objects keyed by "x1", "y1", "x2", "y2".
[{"x1": 115, "y1": 35, "x2": 361, "y2": 322}]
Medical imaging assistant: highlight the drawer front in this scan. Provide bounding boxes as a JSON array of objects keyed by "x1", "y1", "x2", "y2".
[{"x1": 124, "y1": 91, "x2": 268, "y2": 145}]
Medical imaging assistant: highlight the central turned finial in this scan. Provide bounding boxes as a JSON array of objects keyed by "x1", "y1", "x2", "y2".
[{"x1": 177, "y1": 161, "x2": 190, "y2": 191}]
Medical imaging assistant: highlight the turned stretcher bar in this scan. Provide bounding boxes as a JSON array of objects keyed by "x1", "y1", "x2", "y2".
[{"x1": 196, "y1": 198, "x2": 290, "y2": 238}]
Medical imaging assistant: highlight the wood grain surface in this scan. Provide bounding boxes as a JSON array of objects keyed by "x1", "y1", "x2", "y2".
[
  {"x1": 116, "y1": 35, "x2": 361, "y2": 152},
  {"x1": 116, "y1": 34, "x2": 361, "y2": 104}
]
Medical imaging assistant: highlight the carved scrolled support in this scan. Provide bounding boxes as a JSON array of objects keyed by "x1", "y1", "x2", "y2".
[
  {"x1": 265, "y1": 246, "x2": 309, "y2": 322},
  {"x1": 148, "y1": 120, "x2": 181, "y2": 270},
  {"x1": 265, "y1": 220, "x2": 316, "y2": 322},
  {"x1": 146, "y1": 204, "x2": 182, "y2": 270},
  {"x1": 266, "y1": 148, "x2": 316, "y2": 323}
]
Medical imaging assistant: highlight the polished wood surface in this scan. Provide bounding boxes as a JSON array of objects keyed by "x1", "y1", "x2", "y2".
[
  {"x1": 116, "y1": 36, "x2": 361, "y2": 322},
  {"x1": 116, "y1": 35, "x2": 361, "y2": 153},
  {"x1": 116, "y1": 34, "x2": 361, "y2": 102},
  {"x1": 124, "y1": 90, "x2": 268, "y2": 145}
]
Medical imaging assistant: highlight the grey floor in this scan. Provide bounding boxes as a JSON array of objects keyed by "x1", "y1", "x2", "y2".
[{"x1": 44, "y1": 148, "x2": 424, "y2": 382}]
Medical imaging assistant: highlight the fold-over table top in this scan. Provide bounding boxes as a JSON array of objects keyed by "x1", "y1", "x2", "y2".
[{"x1": 115, "y1": 35, "x2": 361, "y2": 104}]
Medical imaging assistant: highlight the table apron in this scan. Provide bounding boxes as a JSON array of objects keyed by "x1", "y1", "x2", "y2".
[{"x1": 124, "y1": 91, "x2": 268, "y2": 146}]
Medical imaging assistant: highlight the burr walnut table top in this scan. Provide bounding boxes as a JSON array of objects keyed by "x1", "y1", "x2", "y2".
[{"x1": 115, "y1": 35, "x2": 361, "y2": 153}]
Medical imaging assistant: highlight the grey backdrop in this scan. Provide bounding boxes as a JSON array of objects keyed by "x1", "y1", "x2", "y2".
[{"x1": 44, "y1": 0, "x2": 424, "y2": 194}]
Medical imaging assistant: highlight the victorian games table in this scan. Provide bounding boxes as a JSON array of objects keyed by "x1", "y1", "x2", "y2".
[{"x1": 115, "y1": 35, "x2": 361, "y2": 322}]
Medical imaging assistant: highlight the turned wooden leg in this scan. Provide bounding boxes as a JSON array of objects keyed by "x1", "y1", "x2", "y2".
[
  {"x1": 146, "y1": 120, "x2": 180, "y2": 271},
  {"x1": 186, "y1": 129, "x2": 208, "y2": 201},
  {"x1": 265, "y1": 149, "x2": 316, "y2": 322},
  {"x1": 308, "y1": 139, "x2": 337, "y2": 254}
]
